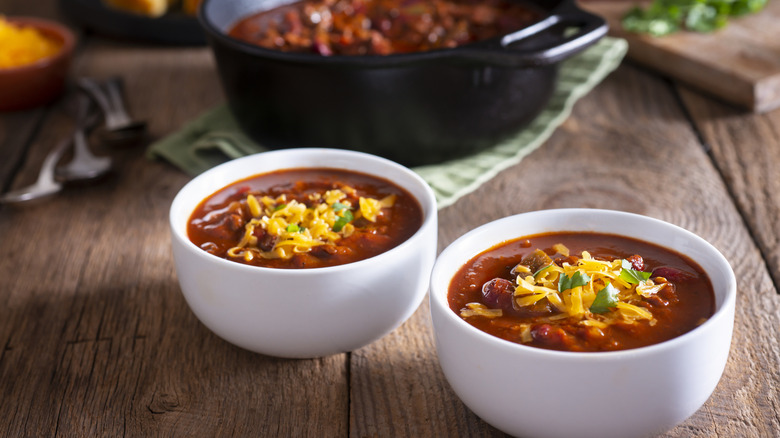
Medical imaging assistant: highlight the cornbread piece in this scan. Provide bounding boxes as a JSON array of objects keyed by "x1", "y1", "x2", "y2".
[{"x1": 101, "y1": 0, "x2": 177, "y2": 17}]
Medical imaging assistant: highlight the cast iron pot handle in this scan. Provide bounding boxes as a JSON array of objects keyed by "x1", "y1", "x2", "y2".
[{"x1": 451, "y1": 2, "x2": 608, "y2": 67}]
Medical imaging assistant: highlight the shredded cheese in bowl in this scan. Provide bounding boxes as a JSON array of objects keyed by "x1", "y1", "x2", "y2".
[
  {"x1": 0, "y1": 16, "x2": 63, "y2": 69},
  {"x1": 227, "y1": 186, "x2": 396, "y2": 262},
  {"x1": 511, "y1": 249, "x2": 656, "y2": 327},
  {"x1": 461, "y1": 244, "x2": 663, "y2": 333}
]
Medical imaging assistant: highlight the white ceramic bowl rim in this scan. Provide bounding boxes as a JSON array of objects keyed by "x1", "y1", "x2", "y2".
[
  {"x1": 170, "y1": 148, "x2": 438, "y2": 276},
  {"x1": 430, "y1": 208, "x2": 737, "y2": 360}
]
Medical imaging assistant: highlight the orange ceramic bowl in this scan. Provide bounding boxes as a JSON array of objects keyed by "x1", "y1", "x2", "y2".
[{"x1": 0, "y1": 17, "x2": 75, "y2": 111}]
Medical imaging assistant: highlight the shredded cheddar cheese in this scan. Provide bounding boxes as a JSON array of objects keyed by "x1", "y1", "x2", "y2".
[
  {"x1": 512, "y1": 250, "x2": 657, "y2": 326},
  {"x1": 460, "y1": 248, "x2": 663, "y2": 333},
  {"x1": 227, "y1": 186, "x2": 395, "y2": 261},
  {"x1": 0, "y1": 17, "x2": 62, "y2": 69}
]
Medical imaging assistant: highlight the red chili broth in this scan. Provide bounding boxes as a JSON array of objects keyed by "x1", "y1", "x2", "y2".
[
  {"x1": 448, "y1": 232, "x2": 716, "y2": 352},
  {"x1": 187, "y1": 168, "x2": 423, "y2": 269},
  {"x1": 227, "y1": 0, "x2": 542, "y2": 55}
]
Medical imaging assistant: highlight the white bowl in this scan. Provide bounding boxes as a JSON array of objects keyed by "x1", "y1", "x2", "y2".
[
  {"x1": 430, "y1": 209, "x2": 736, "y2": 438},
  {"x1": 170, "y1": 148, "x2": 438, "y2": 358}
]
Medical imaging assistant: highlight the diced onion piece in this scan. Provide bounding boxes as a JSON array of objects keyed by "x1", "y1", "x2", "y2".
[
  {"x1": 520, "y1": 324, "x2": 532, "y2": 343},
  {"x1": 636, "y1": 281, "x2": 666, "y2": 297},
  {"x1": 460, "y1": 303, "x2": 503, "y2": 318},
  {"x1": 511, "y1": 263, "x2": 531, "y2": 275},
  {"x1": 552, "y1": 243, "x2": 570, "y2": 257}
]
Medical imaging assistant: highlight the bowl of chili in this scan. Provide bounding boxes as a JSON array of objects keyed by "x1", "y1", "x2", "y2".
[
  {"x1": 198, "y1": 0, "x2": 607, "y2": 166},
  {"x1": 429, "y1": 209, "x2": 736, "y2": 438},
  {"x1": 170, "y1": 148, "x2": 437, "y2": 358}
]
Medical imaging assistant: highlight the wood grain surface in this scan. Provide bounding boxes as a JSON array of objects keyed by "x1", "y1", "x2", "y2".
[
  {"x1": 2, "y1": 0, "x2": 780, "y2": 437},
  {"x1": 583, "y1": 0, "x2": 780, "y2": 113},
  {"x1": 678, "y1": 84, "x2": 780, "y2": 318}
]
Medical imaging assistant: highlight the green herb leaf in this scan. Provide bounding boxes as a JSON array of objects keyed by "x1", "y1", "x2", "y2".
[
  {"x1": 619, "y1": 259, "x2": 652, "y2": 285},
  {"x1": 621, "y1": 0, "x2": 767, "y2": 36},
  {"x1": 332, "y1": 202, "x2": 349, "y2": 212},
  {"x1": 590, "y1": 283, "x2": 620, "y2": 314},
  {"x1": 273, "y1": 204, "x2": 286, "y2": 211},
  {"x1": 286, "y1": 224, "x2": 300, "y2": 232},
  {"x1": 333, "y1": 209, "x2": 354, "y2": 232},
  {"x1": 533, "y1": 264, "x2": 554, "y2": 278},
  {"x1": 558, "y1": 271, "x2": 591, "y2": 293}
]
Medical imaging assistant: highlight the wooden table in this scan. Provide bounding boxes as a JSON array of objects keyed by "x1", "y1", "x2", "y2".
[{"x1": 2, "y1": 1, "x2": 780, "y2": 436}]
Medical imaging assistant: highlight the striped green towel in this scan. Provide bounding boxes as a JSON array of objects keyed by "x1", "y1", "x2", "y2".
[{"x1": 148, "y1": 36, "x2": 627, "y2": 209}]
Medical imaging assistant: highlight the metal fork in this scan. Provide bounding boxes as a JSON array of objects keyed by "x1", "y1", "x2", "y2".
[
  {"x1": 79, "y1": 77, "x2": 147, "y2": 144},
  {"x1": 54, "y1": 93, "x2": 111, "y2": 182},
  {"x1": 0, "y1": 137, "x2": 70, "y2": 204},
  {"x1": 1, "y1": 93, "x2": 108, "y2": 204}
]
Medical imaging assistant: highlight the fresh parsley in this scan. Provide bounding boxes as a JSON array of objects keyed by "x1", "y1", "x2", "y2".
[
  {"x1": 622, "y1": 0, "x2": 768, "y2": 37},
  {"x1": 286, "y1": 224, "x2": 300, "y2": 232},
  {"x1": 619, "y1": 259, "x2": 652, "y2": 285},
  {"x1": 590, "y1": 283, "x2": 620, "y2": 314},
  {"x1": 558, "y1": 271, "x2": 591, "y2": 293},
  {"x1": 332, "y1": 202, "x2": 349, "y2": 212}
]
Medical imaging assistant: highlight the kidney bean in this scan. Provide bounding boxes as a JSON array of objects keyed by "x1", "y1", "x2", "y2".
[
  {"x1": 310, "y1": 244, "x2": 353, "y2": 259},
  {"x1": 258, "y1": 232, "x2": 278, "y2": 252},
  {"x1": 531, "y1": 324, "x2": 571, "y2": 349},
  {"x1": 644, "y1": 295, "x2": 669, "y2": 307},
  {"x1": 482, "y1": 278, "x2": 516, "y2": 311},
  {"x1": 626, "y1": 254, "x2": 644, "y2": 271},
  {"x1": 203, "y1": 213, "x2": 244, "y2": 240},
  {"x1": 652, "y1": 266, "x2": 696, "y2": 282},
  {"x1": 657, "y1": 283, "x2": 678, "y2": 303}
]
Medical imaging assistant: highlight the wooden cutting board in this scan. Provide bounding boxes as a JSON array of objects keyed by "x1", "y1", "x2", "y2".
[{"x1": 581, "y1": 0, "x2": 780, "y2": 113}]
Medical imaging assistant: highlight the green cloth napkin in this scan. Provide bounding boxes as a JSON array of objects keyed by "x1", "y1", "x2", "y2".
[{"x1": 148, "y1": 36, "x2": 627, "y2": 209}]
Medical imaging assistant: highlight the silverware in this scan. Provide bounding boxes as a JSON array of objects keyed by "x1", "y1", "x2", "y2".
[
  {"x1": 0, "y1": 137, "x2": 70, "y2": 204},
  {"x1": 55, "y1": 93, "x2": 111, "y2": 182},
  {"x1": 1, "y1": 92, "x2": 111, "y2": 205},
  {"x1": 78, "y1": 77, "x2": 147, "y2": 144}
]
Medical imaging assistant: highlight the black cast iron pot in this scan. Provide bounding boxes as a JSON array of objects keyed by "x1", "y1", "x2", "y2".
[{"x1": 199, "y1": 0, "x2": 607, "y2": 166}]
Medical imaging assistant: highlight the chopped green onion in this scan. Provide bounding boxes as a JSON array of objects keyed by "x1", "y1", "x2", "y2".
[
  {"x1": 533, "y1": 264, "x2": 554, "y2": 278},
  {"x1": 333, "y1": 210, "x2": 354, "y2": 232}
]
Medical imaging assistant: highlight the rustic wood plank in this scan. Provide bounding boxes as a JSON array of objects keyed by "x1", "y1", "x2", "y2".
[
  {"x1": 583, "y1": 0, "x2": 780, "y2": 112},
  {"x1": 0, "y1": 34, "x2": 349, "y2": 438},
  {"x1": 4, "y1": 0, "x2": 780, "y2": 436},
  {"x1": 677, "y1": 85, "x2": 780, "y2": 297},
  {"x1": 350, "y1": 63, "x2": 780, "y2": 436},
  {"x1": 0, "y1": 0, "x2": 66, "y2": 191},
  {"x1": 0, "y1": 109, "x2": 47, "y2": 191}
]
